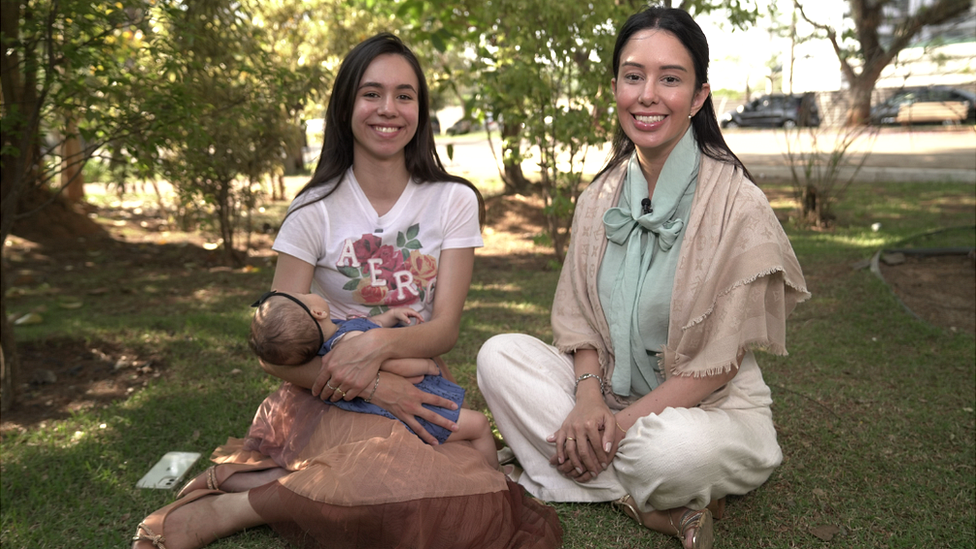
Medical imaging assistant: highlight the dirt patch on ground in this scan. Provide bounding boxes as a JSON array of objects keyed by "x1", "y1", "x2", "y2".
[
  {"x1": 6, "y1": 339, "x2": 165, "y2": 429},
  {"x1": 878, "y1": 252, "x2": 976, "y2": 334},
  {"x1": 3, "y1": 193, "x2": 973, "y2": 433}
]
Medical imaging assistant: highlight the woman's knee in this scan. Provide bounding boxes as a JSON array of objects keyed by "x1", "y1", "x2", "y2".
[
  {"x1": 476, "y1": 333, "x2": 530, "y2": 392},
  {"x1": 613, "y1": 411, "x2": 781, "y2": 499}
]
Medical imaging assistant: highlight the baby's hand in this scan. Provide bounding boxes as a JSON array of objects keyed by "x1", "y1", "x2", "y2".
[{"x1": 390, "y1": 307, "x2": 424, "y2": 327}]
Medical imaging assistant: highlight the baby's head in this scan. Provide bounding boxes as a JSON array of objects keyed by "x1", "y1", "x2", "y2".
[{"x1": 249, "y1": 291, "x2": 335, "y2": 366}]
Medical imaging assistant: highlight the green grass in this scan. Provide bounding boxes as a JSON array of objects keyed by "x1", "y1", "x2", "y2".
[{"x1": 2, "y1": 181, "x2": 974, "y2": 548}]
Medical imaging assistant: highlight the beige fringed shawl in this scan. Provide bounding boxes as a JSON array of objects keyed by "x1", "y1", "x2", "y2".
[{"x1": 551, "y1": 155, "x2": 809, "y2": 385}]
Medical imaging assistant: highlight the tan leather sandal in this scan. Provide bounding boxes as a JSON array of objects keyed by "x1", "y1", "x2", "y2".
[
  {"x1": 612, "y1": 494, "x2": 715, "y2": 549},
  {"x1": 132, "y1": 489, "x2": 221, "y2": 548},
  {"x1": 176, "y1": 463, "x2": 253, "y2": 499},
  {"x1": 671, "y1": 507, "x2": 714, "y2": 549}
]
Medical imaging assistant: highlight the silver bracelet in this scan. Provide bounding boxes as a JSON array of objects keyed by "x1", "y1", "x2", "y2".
[{"x1": 574, "y1": 373, "x2": 605, "y2": 396}]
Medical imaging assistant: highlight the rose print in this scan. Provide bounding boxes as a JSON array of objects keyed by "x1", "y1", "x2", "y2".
[
  {"x1": 339, "y1": 225, "x2": 433, "y2": 311},
  {"x1": 373, "y1": 244, "x2": 407, "y2": 287},
  {"x1": 406, "y1": 250, "x2": 437, "y2": 286},
  {"x1": 353, "y1": 234, "x2": 383, "y2": 266},
  {"x1": 351, "y1": 277, "x2": 389, "y2": 306}
]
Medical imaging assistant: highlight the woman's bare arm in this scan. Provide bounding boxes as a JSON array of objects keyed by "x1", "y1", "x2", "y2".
[{"x1": 312, "y1": 247, "x2": 474, "y2": 399}]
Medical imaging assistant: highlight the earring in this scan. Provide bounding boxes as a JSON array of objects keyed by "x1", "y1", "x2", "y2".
[{"x1": 688, "y1": 114, "x2": 693, "y2": 119}]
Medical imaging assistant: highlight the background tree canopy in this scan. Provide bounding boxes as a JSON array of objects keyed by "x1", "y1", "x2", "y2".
[{"x1": 1, "y1": 0, "x2": 968, "y2": 410}]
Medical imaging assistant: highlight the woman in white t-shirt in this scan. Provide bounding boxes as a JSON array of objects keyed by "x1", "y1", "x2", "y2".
[{"x1": 132, "y1": 33, "x2": 562, "y2": 549}]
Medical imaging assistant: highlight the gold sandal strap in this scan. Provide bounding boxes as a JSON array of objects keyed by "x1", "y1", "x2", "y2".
[
  {"x1": 133, "y1": 522, "x2": 167, "y2": 549},
  {"x1": 206, "y1": 466, "x2": 218, "y2": 491},
  {"x1": 668, "y1": 509, "x2": 682, "y2": 537}
]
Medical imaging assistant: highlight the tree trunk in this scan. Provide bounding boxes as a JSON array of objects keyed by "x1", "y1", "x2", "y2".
[
  {"x1": 282, "y1": 121, "x2": 306, "y2": 176},
  {"x1": 1, "y1": 0, "x2": 33, "y2": 411},
  {"x1": 846, "y1": 81, "x2": 874, "y2": 126},
  {"x1": 500, "y1": 121, "x2": 531, "y2": 195},
  {"x1": 0, "y1": 279, "x2": 18, "y2": 413},
  {"x1": 275, "y1": 174, "x2": 286, "y2": 201},
  {"x1": 62, "y1": 117, "x2": 86, "y2": 202},
  {"x1": 215, "y1": 179, "x2": 244, "y2": 266}
]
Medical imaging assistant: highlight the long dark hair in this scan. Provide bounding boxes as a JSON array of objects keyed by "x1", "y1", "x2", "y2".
[
  {"x1": 597, "y1": 6, "x2": 751, "y2": 181},
  {"x1": 293, "y1": 33, "x2": 484, "y2": 224}
]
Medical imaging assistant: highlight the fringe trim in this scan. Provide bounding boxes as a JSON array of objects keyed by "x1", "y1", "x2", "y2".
[
  {"x1": 680, "y1": 266, "x2": 810, "y2": 332},
  {"x1": 668, "y1": 339, "x2": 789, "y2": 378}
]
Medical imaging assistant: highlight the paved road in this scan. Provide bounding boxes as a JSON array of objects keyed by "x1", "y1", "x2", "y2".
[{"x1": 436, "y1": 126, "x2": 976, "y2": 184}]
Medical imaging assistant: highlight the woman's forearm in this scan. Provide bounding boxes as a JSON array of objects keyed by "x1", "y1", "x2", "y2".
[
  {"x1": 614, "y1": 366, "x2": 738, "y2": 430},
  {"x1": 381, "y1": 357, "x2": 440, "y2": 378},
  {"x1": 572, "y1": 348, "x2": 605, "y2": 404}
]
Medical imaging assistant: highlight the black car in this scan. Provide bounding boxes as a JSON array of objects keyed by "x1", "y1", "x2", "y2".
[
  {"x1": 720, "y1": 92, "x2": 821, "y2": 129},
  {"x1": 445, "y1": 118, "x2": 481, "y2": 135},
  {"x1": 870, "y1": 86, "x2": 976, "y2": 126}
]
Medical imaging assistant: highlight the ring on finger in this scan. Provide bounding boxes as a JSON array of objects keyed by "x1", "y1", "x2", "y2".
[
  {"x1": 326, "y1": 381, "x2": 337, "y2": 391},
  {"x1": 566, "y1": 437, "x2": 576, "y2": 442},
  {"x1": 335, "y1": 388, "x2": 346, "y2": 398}
]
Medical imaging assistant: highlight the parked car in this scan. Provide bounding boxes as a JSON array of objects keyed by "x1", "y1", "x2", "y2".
[
  {"x1": 445, "y1": 118, "x2": 482, "y2": 135},
  {"x1": 720, "y1": 92, "x2": 821, "y2": 129},
  {"x1": 431, "y1": 116, "x2": 441, "y2": 135},
  {"x1": 444, "y1": 117, "x2": 501, "y2": 136},
  {"x1": 870, "y1": 86, "x2": 976, "y2": 126}
]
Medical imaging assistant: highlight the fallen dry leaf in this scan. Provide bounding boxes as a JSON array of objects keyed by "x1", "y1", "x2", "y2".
[{"x1": 810, "y1": 525, "x2": 840, "y2": 541}]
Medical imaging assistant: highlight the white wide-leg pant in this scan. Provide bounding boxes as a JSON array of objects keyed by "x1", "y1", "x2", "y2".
[{"x1": 477, "y1": 333, "x2": 783, "y2": 511}]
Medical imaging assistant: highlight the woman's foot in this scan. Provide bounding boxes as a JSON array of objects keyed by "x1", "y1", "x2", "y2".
[
  {"x1": 612, "y1": 495, "x2": 714, "y2": 549},
  {"x1": 133, "y1": 490, "x2": 223, "y2": 549},
  {"x1": 132, "y1": 491, "x2": 264, "y2": 549}
]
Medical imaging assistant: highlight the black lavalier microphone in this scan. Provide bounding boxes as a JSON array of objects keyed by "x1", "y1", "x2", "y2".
[{"x1": 641, "y1": 198, "x2": 653, "y2": 215}]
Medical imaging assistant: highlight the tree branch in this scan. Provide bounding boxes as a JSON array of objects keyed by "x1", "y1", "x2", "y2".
[{"x1": 793, "y1": 0, "x2": 857, "y2": 83}]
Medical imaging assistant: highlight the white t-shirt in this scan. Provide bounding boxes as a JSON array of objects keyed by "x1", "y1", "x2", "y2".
[{"x1": 273, "y1": 168, "x2": 483, "y2": 321}]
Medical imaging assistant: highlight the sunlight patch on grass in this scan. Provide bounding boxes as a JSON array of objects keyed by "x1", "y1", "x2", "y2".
[
  {"x1": 471, "y1": 176, "x2": 506, "y2": 197},
  {"x1": 470, "y1": 281, "x2": 522, "y2": 292},
  {"x1": 767, "y1": 195, "x2": 799, "y2": 210},
  {"x1": 819, "y1": 232, "x2": 889, "y2": 249},
  {"x1": 465, "y1": 299, "x2": 549, "y2": 315}
]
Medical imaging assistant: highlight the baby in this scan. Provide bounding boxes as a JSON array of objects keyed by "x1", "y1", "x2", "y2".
[{"x1": 248, "y1": 290, "x2": 498, "y2": 470}]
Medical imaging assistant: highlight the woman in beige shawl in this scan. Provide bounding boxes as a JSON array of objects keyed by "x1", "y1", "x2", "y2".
[{"x1": 478, "y1": 7, "x2": 808, "y2": 549}]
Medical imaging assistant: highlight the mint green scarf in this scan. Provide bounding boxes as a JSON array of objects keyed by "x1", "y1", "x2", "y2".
[{"x1": 602, "y1": 129, "x2": 700, "y2": 395}]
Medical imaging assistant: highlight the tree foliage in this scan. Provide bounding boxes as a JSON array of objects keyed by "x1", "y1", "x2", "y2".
[
  {"x1": 129, "y1": 1, "x2": 309, "y2": 261},
  {"x1": 462, "y1": 0, "x2": 627, "y2": 262}
]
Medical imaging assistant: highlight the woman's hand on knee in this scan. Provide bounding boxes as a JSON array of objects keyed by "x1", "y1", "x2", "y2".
[{"x1": 547, "y1": 398, "x2": 617, "y2": 480}]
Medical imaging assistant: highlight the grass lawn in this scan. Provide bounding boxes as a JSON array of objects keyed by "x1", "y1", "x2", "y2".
[{"x1": 1, "y1": 180, "x2": 974, "y2": 548}]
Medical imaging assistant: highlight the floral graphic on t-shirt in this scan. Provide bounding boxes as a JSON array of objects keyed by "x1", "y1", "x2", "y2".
[{"x1": 336, "y1": 224, "x2": 437, "y2": 314}]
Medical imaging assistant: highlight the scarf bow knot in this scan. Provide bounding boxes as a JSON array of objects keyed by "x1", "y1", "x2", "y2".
[{"x1": 603, "y1": 209, "x2": 684, "y2": 251}]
